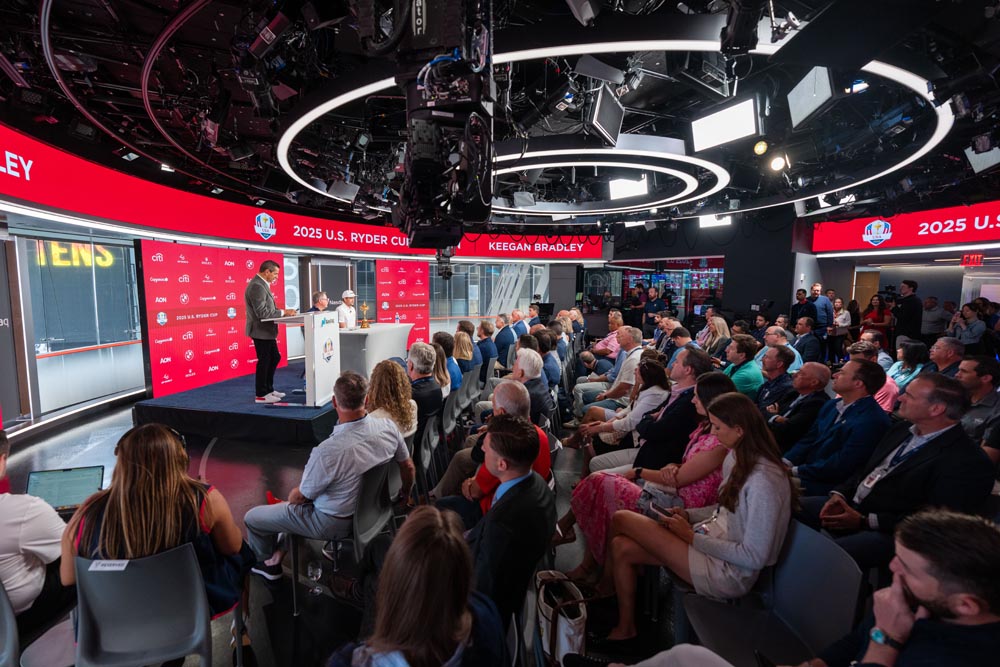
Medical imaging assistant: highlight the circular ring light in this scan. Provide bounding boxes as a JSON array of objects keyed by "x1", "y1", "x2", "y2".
[
  {"x1": 492, "y1": 160, "x2": 700, "y2": 215},
  {"x1": 277, "y1": 30, "x2": 954, "y2": 220}
]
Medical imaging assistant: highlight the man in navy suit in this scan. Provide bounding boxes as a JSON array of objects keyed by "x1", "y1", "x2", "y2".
[
  {"x1": 512, "y1": 309, "x2": 529, "y2": 337},
  {"x1": 493, "y1": 313, "x2": 517, "y2": 369},
  {"x1": 476, "y1": 319, "x2": 499, "y2": 385},
  {"x1": 792, "y1": 316, "x2": 822, "y2": 362},
  {"x1": 797, "y1": 373, "x2": 994, "y2": 570},
  {"x1": 527, "y1": 303, "x2": 541, "y2": 327}
]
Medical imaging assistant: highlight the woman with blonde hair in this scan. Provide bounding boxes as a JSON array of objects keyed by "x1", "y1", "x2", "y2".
[
  {"x1": 61, "y1": 424, "x2": 252, "y2": 618},
  {"x1": 453, "y1": 331, "x2": 476, "y2": 373},
  {"x1": 703, "y1": 316, "x2": 732, "y2": 359},
  {"x1": 432, "y1": 342, "x2": 452, "y2": 398},
  {"x1": 568, "y1": 308, "x2": 585, "y2": 334},
  {"x1": 367, "y1": 359, "x2": 418, "y2": 438},
  {"x1": 327, "y1": 506, "x2": 506, "y2": 667}
]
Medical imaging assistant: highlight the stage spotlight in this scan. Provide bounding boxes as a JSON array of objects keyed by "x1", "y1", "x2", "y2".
[
  {"x1": 753, "y1": 140, "x2": 768, "y2": 155},
  {"x1": 720, "y1": 0, "x2": 767, "y2": 56},
  {"x1": 769, "y1": 154, "x2": 787, "y2": 171}
]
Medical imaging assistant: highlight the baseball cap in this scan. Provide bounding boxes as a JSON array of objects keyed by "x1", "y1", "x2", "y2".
[{"x1": 342, "y1": 290, "x2": 356, "y2": 298}]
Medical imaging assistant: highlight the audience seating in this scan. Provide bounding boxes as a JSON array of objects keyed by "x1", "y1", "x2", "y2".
[
  {"x1": 0, "y1": 581, "x2": 18, "y2": 667},
  {"x1": 683, "y1": 520, "x2": 863, "y2": 667},
  {"x1": 74, "y1": 543, "x2": 215, "y2": 667}
]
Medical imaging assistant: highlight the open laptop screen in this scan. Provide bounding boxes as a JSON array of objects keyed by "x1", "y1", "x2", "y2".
[{"x1": 26, "y1": 466, "x2": 104, "y2": 511}]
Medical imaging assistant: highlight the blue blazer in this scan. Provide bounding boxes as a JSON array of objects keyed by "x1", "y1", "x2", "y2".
[
  {"x1": 785, "y1": 395, "x2": 891, "y2": 495},
  {"x1": 513, "y1": 320, "x2": 528, "y2": 337},
  {"x1": 528, "y1": 316, "x2": 541, "y2": 327},
  {"x1": 478, "y1": 337, "x2": 499, "y2": 384},
  {"x1": 556, "y1": 337, "x2": 568, "y2": 361},
  {"x1": 494, "y1": 326, "x2": 516, "y2": 368}
]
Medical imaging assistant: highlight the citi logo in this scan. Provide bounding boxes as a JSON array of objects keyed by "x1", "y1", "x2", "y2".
[
  {"x1": 182, "y1": 331, "x2": 194, "y2": 340},
  {"x1": 226, "y1": 292, "x2": 237, "y2": 301},
  {"x1": 229, "y1": 342, "x2": 239, "y2": 351},
  {"x1": 178, "y1": 274, "x2": 190, "y2": 283},
  {"x1": 151, "y1": 253, "x2": 164, "y2": 262}
]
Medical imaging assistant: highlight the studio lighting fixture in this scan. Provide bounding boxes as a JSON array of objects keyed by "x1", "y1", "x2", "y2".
[
  {"x1": 160, "y1": 164, "x2": 175, "y2": 172},
  {"x1": 609, "y1": 176, "x2": 648, "y2": 200},
  {"x1": 753, "y1": 140, "x2": 769, "y2": 156},
  {"x1": 210, "y1": 187, "x2": 224, "y2": 194},
  {"x1": 691, "y1": 97, "x2": 762, "y2": 152},
  {"x1": 120, "y1": 151, "x2": 139, "y2": 162},
  {"x1": 699, "y1": 214, "x2": 732, "y2": 228},
  {"x1": 769, "y1": 155, "x2": 788, "y2": 171}
]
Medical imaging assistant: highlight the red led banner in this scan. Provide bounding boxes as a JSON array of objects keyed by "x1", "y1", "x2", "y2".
[
  {"x1": 375, "y1": 259, "x2": 430, "y2": 347},
  {"x1": 0, "y1": 123, "x2": 603, "y2": 260},
  {"x1": 812, "y1": 200, "x2": 1000, "y2": 253},
  {"x1": 140, "y1": 240, "x2": 287, "y2": 397}
]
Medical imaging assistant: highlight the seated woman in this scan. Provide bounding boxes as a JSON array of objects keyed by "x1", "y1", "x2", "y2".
[
  {"x1": 702, "y1": 316, "x2": 732, "y2": 360},
  {"x1": 327, "y1": 506, "x2": 506, "y2": 667},
  {"x1": 367, "y1": 359, "x2": 418, "y2": 439},
  {"x1": 598, "y1": 392, "x2": 794, "y2": 645},
  {"x1": 569, "y1": 308, "x2": 586, "y2": 335},
  {"x1": 432, "y1": 342, "x2": 453, "y2": 399},
  {"x1": 552, "y1": 372, "x2": 736, "y2": 576},
  {"x1": 887, "y1": 340, "x2": 929, "y2": 393},
  {"x1": 568, "y1": 357, "x2": 670, "y2": 470},
  {"x1": 454, "y1": 331, "x2": 476, "y2": 374},
  {"x1": 61, "y1": 424, "x2": 253, "y2": 636}
]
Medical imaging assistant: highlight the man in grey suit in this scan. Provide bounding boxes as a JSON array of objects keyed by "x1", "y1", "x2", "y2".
[{"x1": 245, "y1": 260, "x2": 296, "y2": 403}]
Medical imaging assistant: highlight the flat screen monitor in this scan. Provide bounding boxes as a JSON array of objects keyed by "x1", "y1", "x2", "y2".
[
  {"x1": 788, "y1": 66, "x2": 835, "y2": 129},
  {"x1": 27, "y1": 466, "x2": 104, "y2": 511}
]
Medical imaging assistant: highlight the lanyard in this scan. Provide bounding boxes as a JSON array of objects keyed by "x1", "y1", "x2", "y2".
[{"x1": 887, "y1": 436, "x2": 925, "y2": 469}]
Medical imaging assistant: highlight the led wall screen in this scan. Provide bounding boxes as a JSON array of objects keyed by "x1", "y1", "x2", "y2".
[
  {"x1": 139, "y1": 240, "x2": 287, "y2": 397},
  {"x1": 375, "y1": 260, "x2": 430, "y2": 347}
]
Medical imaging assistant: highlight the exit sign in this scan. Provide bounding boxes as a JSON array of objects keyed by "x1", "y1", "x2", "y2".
[{"x1": 961, "y1": 253, "x2": 984, "y2": 266}]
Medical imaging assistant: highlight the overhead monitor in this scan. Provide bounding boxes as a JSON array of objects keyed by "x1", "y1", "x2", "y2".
[
  {"x1": 787, "y1": 66, "x2": 835, "y2": 129},
  {"x1": 691, "y1": 97, "x2": 761, "y2": 152}
]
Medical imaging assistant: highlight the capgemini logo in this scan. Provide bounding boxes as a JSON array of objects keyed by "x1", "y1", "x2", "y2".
[{"x1": 862, "y1": 219, "x2": 893, "y2": 247}]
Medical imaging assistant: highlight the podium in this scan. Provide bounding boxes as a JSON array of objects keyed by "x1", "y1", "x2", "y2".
[
  {"x1": 338, "y1": 323, "x2": 413, "y2": 377},
  {"x1": 265, "y1": 312, "x2": 341, "y2": 407}
]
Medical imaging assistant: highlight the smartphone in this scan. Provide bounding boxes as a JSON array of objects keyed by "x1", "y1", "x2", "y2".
[
  {"x1": 651, "y1": 502, "x2": 678, "y2": 517},
  {"x1": 753, "y1": 650, "x2": 777, "y2": 667}
]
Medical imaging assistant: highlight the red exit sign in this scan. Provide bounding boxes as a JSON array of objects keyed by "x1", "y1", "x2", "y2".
[{"x1": 961, "y1": 253, "x2": 984, "y2": 266}]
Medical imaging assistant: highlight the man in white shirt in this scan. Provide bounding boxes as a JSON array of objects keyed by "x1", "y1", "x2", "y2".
[
  {"x1": 336, "y1": 289, "x2": 357, "y2": 329},
  {"x1": 0, "y1": 431, "x2": 75, "y2": 638},
  {"x1": 246, "y1": 372, "x2": 415, "y2": 579}
]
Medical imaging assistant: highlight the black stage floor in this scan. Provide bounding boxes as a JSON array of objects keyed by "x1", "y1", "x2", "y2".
[{"x1": 133, "y1": 361, "x2": 336, "y2": 446}]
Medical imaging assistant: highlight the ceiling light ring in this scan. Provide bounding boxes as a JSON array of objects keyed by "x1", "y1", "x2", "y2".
[{"x1": 276, "y1": 37, "x2": 954, "y2": 220}]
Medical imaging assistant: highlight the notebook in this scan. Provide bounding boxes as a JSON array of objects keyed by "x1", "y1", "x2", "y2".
[{"x1": 26, "y1": 465, "x2": 105, "y2": 514}]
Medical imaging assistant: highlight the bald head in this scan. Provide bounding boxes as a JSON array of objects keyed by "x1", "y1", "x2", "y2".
[
  {"x1": 796, "y1": 362, "x2": 831, "y2": 393},
  {"x1": 765, "y1": 326, "x2": 789, "y2": 343}
]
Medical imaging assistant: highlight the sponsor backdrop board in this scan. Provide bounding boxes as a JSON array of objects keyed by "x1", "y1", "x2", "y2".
[
  {"x1": 375, "y1": 260, "x2": 430, "y2": 348},
  {"x1": 812, "y1": 199, "x2": 1000, "y2": 253},
  {"x1": 0, "y1": 123, "x2": 602, "y2": 261},
  {"x1": 140, "y1": 240, "x2": 287, "y2": 397}
]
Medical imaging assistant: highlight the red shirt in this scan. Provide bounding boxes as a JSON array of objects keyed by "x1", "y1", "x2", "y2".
[{"x1": 475, "y1": 424, "x2": 551, "y2": 515}]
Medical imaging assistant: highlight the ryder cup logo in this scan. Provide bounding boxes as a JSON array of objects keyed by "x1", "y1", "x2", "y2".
[
  {"x1": 323, "y1": 338, "x2": 335, "y2": 363},
  {"x1": 255, "y1": 212, "x2": 276, "y2": 240},
  {"x1": 156, "y1": 311, "x2": 168, "y2": 326},
  {"x1": 862, "y1": 219, "x2": 893, "y2": 247},
  {"x1": 227, "y1": 307, "x2": 237, "y2": 319}
]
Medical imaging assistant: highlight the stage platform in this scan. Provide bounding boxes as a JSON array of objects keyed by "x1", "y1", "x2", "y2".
[{"x1": 133, "y1": 362, "x2": 335, "y2": 447}]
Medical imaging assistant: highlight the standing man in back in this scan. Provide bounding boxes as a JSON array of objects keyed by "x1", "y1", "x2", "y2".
[{"x1": 245, "y1": 259, "x2": 296, "y2": 404}]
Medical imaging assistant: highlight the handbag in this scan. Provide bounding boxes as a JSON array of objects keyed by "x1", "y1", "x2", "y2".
[{"x1": 536, "y1": 571, "x2": 587, "y2": 665}]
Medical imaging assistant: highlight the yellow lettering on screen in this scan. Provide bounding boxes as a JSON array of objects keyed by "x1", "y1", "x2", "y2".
[
  {"x1": 73, "y1": 243, "x2": 93, "y2": 266},
  {"x1": 36, "y1": 239, "x2": 46, "y2": 266},
  {"x1": 95, "y1": 245, "x2": 114, "y2": 267},
  {"x1": 49, "y1": 242, "x2": 70, "y2": 266}
]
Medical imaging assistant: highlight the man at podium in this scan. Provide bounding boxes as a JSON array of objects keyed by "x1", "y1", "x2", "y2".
[
  {"x1": 245, "y1": 260, "x2": 296, "y2": 403},
  {"x1": 337, "y1": 289, "x2": 357, "y2": 329}
]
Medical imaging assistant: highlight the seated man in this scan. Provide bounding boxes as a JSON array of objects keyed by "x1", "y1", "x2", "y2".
[
  {"x1": 476, "y1": 348, "x2": 553, "y2": 426},
  {"x1": 792, "y1": 317, "x2": 822, "y2": 363},
  {"x1": 475, "y1": 319, "x2": 499, "y2": 385},
  {"x1": 535, "y1": 329, "x2": 561, "y2": 391},
  {"x1": 765, "y1": 361, "x2": 831, "y2": 452},
  {"x1": 466, "y1": 414, "x2": 557, "y2": 625},
  {"x1": 847, "y1": 341, "x2": 899, "y2": 412},
  {"x1": 481, "y1": 333, "x2": 540, "y2": 400},
  {"x1": 784, "y1": 359, "x2": 891, "y2": 496},
  {"x1": 435, "y1": 381, "x2": 552, "y2": 528},
  {"x1": 755, "y1": 344, "x2": 796, "y2": 415},
  {"x1": 797, "y1": 373, "x2": 995, "y2": 571},
  {"x1": 574, "y1": 326, "x2": 643, "y2": 417},
  {"x1": 246, "y1": 372, "x2": 415, "y2": 579},
  {"x1": 955, "y1": 355, "x2": 1000, "y2": 442},
  {"x1": 861, "y1": 329, "x2": 895, "y2": 371},
  {"x1": 722, "y1": 334, "x2": 765, "y2": 397},
  {"x1": 407, "y1": 342, "x2": 443, "y2": 447},
  {"x1": 654, "y1": 314, "x2": 681, "y2": 356},
  {"x1": 921, "y1": 336, "x2": 964, "y2": 378},
  {"x1": 588, "y1": 347, "x2": 713, "y2": 474},
  {"x1": 0, "y1": 430, "x2": 75, "y2": 640},
  {"x1": 577, "y1": 349, "x2": 614, "y2": 380},
  {"x1": 665, "y1": 326, "x2": 701, "y2": 369},
  {"x1": 433, "y1": 331, "x2": 462, "y2": 392},
  {"x1": 548, "y1": 320, "x2": 568, "y2": 361},
  {"x1": 493, "y1": 313, "x2": 516, "y2": 369},
  {"x1": 573, "y1": 309, "x2": 623, "y2": 381},
  {"x1": 568, "y1": 326, "x2": 640, "y2": 425},
  {"x1": 754, "y1": 326, "x2": 804, "y2": 372}
]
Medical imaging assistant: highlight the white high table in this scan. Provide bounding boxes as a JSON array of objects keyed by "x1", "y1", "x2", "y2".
[{"x1": 338, "y1": 323, "x2": 413, "y2": 377}]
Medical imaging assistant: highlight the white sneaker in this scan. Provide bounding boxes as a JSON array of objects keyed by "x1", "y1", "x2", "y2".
[
  {"x1": 255, "y1": 394, "x2": 281, "y2": 404},
  {"x1": 269, "y1": 390, "x2": 286, "y2": 398}
]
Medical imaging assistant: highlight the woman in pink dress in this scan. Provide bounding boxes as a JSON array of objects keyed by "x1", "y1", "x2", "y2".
[{"x1": 555, "y1": 372, "x2": 736, "y2": 581}]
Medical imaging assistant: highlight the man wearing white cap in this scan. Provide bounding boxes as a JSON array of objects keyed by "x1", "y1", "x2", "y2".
[{"x1": 337, "y1": 290, "x2": 357, "y2": 329}]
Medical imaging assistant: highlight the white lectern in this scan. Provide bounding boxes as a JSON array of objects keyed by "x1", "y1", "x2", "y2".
[
  {"x1": 265, "y1": 312, "x2": 341, "y2": 407},
  {"x1": 338, "y1": 323, "x2": 413, "y2": 377}
]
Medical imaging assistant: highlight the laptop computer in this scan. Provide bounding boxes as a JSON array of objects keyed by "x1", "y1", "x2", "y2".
[{"x1": 26, "y1": 465, "x2": 105, "y2": 518}]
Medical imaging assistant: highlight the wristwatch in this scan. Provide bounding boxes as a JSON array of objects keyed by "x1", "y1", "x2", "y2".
[
  {"x1": 633, "y1": 467, "x2": 642, "y2": 480},
  {"x1": 870, "y1": 627, "x2": 904, "y2": 650}
]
